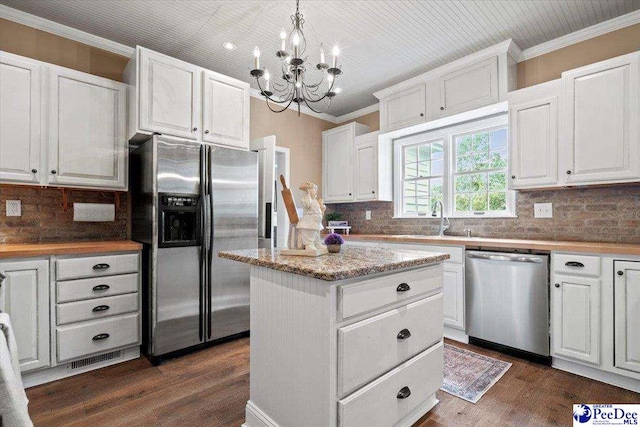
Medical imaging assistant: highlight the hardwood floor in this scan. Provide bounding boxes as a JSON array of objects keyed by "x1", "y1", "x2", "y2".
[{"x1": 26, "y1": 338, "x2": 638, "y2": 427}]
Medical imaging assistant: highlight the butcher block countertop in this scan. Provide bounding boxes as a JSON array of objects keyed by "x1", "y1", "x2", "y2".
[
  {"x1": 219, "y1": 246, "x2": 450, "y2": 281},
  {"x1": 344, "y1": 234, "x2": 640, "y2": 256},
  {"x1": 0, "y1": 241, "x2": 143, "y2": 259}
]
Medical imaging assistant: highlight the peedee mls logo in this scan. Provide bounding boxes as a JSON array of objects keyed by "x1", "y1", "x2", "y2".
[{"x1": 573, "y1": 404, "x2": 639, "y2": 426}]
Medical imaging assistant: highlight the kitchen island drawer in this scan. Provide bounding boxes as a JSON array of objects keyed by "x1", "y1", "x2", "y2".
[
  {"x1": 339, "y1": 265, "x2": 442, "y2": 319},
  {"x1": 57, "y1": 293, "x2": 138, "y2": 325},
  {"x1": 57, "y1": 253, "x2": 139, "y2": 280},
  {"x1": 56, "y1": 313, "x2": 139, "y2": 362},
  {"x1": 338, "y1": 341, "x2": 443, "y2": 427},
  {"x1": 554, "y1": 253, "x2": 600, "y2": 276},
  {"x1": 56, "y1": 273, "x2": 139, "y2": 303},
  {"x1": 338, "y1": 293, "x2": 443, "y2": 397}
]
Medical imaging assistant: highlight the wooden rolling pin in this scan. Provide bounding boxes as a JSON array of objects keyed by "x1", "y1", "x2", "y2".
[{"x1": 280, "y1": 175, "x2": 299, "y2": 224}]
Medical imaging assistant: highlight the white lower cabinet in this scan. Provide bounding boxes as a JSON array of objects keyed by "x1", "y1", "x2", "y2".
[
  {"x1": 0, "y1": 259, "x2": 50, "y2": 373},
  {"x1": 442, "y1": 263, "x2": 464, "y2": 330},
  {"x1": 614, "y1": 261, "x2": 640, "y2": 374}
]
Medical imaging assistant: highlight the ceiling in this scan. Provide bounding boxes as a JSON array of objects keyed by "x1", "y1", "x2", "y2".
[{"x1": 2, "y1": 0, "x2": 638, "y2": 116}]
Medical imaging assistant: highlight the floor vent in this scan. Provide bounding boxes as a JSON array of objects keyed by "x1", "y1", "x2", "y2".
[{"x1": 70, "y1": 350, "x2": 122, "y2": 370}]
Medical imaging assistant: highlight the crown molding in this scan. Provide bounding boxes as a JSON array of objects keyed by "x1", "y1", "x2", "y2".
[
  {"x1": 249, "y1": 88, "x2": 339, "y2": 123},
  {"x1": 521, "y1": 10, "x2": 640, "y2": 61},
  {"x1": 0, "y1": 4, "x2": 135, "y2": 58},
  {"x1": 335, "y1": 103, "x2": 380, "y2": 124}
]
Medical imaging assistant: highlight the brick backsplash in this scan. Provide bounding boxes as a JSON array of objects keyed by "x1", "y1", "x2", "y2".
[
  {"x1": 327, "y1": 185, "x2": 640, "y2": 244},
  {"x1": 0, "y1": 185, "x2": 128, "y2": 244}
]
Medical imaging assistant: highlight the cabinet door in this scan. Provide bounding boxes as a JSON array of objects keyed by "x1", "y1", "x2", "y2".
[
  {"x1": 355, "y1": 142, "x2": 377, "y2": 201},
  {"x1": 322, "y1": 126, "x2": 354, "y2": 202},
  {"x1": 563, "y1": 53, "x2": 639, "y2": 184},
  {"x1": 202, "y1": 71, "x2": 250, "y2": 149},
  {"x1": 139, "y1": 48, "x2": 201, "y2": 140},
  {"x1": 439, "y1": 57, "x2": 498, "y2": 117},
  {"x1": 0, "y1": 259, "x2": 50, "y2": 372},
  {"x1": 552, "y1": 274, "x2": 600, "y2": 364},
  {"x1": 381, "y1": 84, "x2": 426, "y2": 131},
  {"x1": 443, "y1": 263, "x2": 464, "y2": 330},
  {"x1": 614, "y1": 261, "x2": 640, "y2": 373},
  {"x1": 509, "y1": 93, "x2": 559, "y2": 189},
  {"x1": 0, "y1": 53, "x2": 43, "y2": 185},
  {"x1": 48, "y1": 67, "x2": 127, "y2": 190}
]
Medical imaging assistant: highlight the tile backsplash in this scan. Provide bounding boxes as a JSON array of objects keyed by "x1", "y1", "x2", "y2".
[
  {"x1": 0, "y1": 185, "x2": 128, "y2": 244},
  {"x1": 327, "y1": 185, "x2": 640, "y2": 244}
]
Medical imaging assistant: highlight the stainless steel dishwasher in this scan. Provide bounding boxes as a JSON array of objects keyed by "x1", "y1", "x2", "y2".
[{"x1": 466, "y1": 250, "x2": 550, "y2": 360}]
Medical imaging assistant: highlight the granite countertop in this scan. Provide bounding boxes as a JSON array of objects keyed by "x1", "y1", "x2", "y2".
[
  {"x1": 344, "y1": 234, "x2": 640, "y2": 256},
  {"x1": 0, "y1": 241, "x2": 143, "y2": 258},
  {"x1": 219, "y1": 246, "x2": 449, "y2": 281}
]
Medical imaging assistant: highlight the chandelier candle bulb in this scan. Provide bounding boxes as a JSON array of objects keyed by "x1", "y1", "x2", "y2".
[
  {"x1": 264, "y1": 70, "x2": 270, "y2": 91},
  {"x1": 253, "y1": 46, "x2": 260, "y2": 69},
  {"x1": 332, "y1": 44, "x2": 339, "y2": 68},
  {"x1": 320, "y1": 43, "x2": 326, "y2": 64},
  {"x1": 280, "y1": 27, "x2": 287, "y2": 51}
]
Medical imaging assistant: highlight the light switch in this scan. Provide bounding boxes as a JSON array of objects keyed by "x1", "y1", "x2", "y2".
[
  {"x1": 534, "y1": 203, "x2": 552, "y2": 218},
  {"x1": 6, "y1": 200, "x2": 21, "y2": 217},
  {"x1": 365, "y1": 210, "x2": 371, "y2": 220}
]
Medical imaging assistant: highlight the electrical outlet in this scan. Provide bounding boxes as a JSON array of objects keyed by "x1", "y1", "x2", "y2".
[
  {"x1": 534, "y1": 202, "x2": 552, "y2": 218},
  {"x1": 365, "y1": 210, "x2": 371, "y2": 220},
  {"x1": 6, "y1": 200, "x2": 21, "y2": 217}
]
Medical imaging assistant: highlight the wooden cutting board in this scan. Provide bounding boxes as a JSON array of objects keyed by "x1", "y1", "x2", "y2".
[{"x1": 280, "y1": 175, "x2": 299, "y2": 224}]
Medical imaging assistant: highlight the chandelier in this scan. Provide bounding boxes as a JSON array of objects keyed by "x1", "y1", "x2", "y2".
[{"x1": 250, "y1": 0, "x2": 342, "y2": 115}]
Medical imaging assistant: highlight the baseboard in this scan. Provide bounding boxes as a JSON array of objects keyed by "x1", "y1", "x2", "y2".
[
  {"x1": 23, "y1": 346, "x2": 140, "y2": 388},
  {"x1": 444, "y1": 326, "x2": 469, "y2": 344},
  {"x1": 396, "y1": 392, "x2": 439, "y2": 427},
  {"x1": 243, "y1": 400, "x2": 281, "y2": 427},
  {"x1": 552, "y1": 358, "x2": 640, "y2": 393}
]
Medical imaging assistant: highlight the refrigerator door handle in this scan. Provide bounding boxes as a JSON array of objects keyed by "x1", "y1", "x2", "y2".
[
  {"x1": 207, "y1": 147, "x2": 215, "y2": 340},
  {"x1": 198, "y1": 144, "x2": 207, "y2": 342}
]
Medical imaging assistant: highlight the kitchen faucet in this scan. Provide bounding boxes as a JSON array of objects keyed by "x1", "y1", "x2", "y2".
[{"x1": 431, "y1": 201, "x2": 450, "y2": 236}]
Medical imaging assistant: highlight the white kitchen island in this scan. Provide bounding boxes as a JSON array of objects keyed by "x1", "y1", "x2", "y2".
[{"x1": 219, "y1": 246, "x2": 449, "y2": 427}]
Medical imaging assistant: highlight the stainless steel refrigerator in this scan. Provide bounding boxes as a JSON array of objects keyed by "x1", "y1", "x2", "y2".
[{"x1": 130, "y1": 135, "x2": 258, "y2": 361}]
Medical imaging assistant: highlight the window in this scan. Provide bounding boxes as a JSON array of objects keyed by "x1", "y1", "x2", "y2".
[{"x1": 394, "y1": 114, "x2": 514, "y2": 218}]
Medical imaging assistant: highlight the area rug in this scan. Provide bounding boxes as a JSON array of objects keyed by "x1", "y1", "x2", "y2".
[{"x1": 441, "y1": 344, "x2": 512, "y2": 403}]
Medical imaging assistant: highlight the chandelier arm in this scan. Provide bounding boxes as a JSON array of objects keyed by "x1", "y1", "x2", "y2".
[
  {"x1": 265, "y1": 95, "x2": 295, "y2": 113},
  {"x1": 256, "y1": 77, "x2": 294, "y2": 105},
  {"x1": 301, "y1": 94, "x2": 331, "y2": 113}
]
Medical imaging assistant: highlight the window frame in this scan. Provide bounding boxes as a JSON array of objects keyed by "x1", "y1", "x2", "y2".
[{"x1": 393, "y1": 114, "x2": 515, "y2": 219}]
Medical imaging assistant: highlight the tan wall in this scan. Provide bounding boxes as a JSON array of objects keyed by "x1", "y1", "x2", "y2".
[
  {"x1": 518, "y1": 24, "x2": 640, "y2": 88},
  {"x1": 0, "y1": 18, "x2": 130, "y2": 82},
  {"x1": 250, "y1": 97, "x2": 335, "y2": 201},
  {"x1": 337, "y1": 110, "x2": 380, "y2": 132}
]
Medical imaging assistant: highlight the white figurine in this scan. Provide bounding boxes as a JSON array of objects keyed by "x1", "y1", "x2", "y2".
[{"x1": 296, "y1": 182, "x2": 326, "y2": 251}]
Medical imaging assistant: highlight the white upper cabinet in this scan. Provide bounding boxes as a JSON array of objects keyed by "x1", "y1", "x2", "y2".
[
  {"x1": 380, "y1": 84, "x2": 426, "y2": 132},
  {"x1": 438, "y1": 57, "x2": 499, "y2": 117},
  {"x1": 48, "y1": 66, "x2": 127, "y2": 190},
  {"x1": 562, "y1": 52, "x2": 639, "y2": 184},
  {"x1": 322, "y1": 122, "x2": 369, "y2": 203},
  {"x1": 614, "y1": 261, "x2": 640, "y2": 374},
  {"x1": 353, "y1": 132, "x2": 393, "y2": 202},
  {"x1": 202, "y1": 71, "x2": 250, "y2": 149},
  {"x1": 0, "y1": 259, "x2": 50, "y2": 373},
  {"x1": 0, "y1": 52, "x2": 44, "y2": 185},
  {"x1": 138, "y1": 48, "x2": 201, "y2": 140},
  {"x1": 508, "y1": 79, "x2": 560, "y2": 189}
]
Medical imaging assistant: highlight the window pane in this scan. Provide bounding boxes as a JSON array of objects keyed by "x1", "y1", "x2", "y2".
[
  {"x1": 489, "y1": 192, "x2": 507, "y2": 211},
  {"x1": 404, "y1": 181, "x2": 416, "y2": 197},
  {"x1": 474, "y1": 152, "x2": 490, "y2": 170},
  {"x1": 490, "y1": 149, "x2": 508, "y2": 169},
  {"x1": 418, "y1": 145, "x2": 430, "y2": 162},
  {"x1": 457, "y1": 155, "x2": 473, "y2": 173},
  {"x1": 490, "y1": 128, "x2": 507, "y2": 150},
  {"x1": 455, "y1": 194, "x2": 471, "y2": 212},
  {"x1": 456, "y1": 135, "x2": 472, "y2": 154},
  {"x1": 417, "y1": 161, "x2": 430, "y2": 177},
  {"x1": 472, "y1": 132, "x2": 489, "y2": 152},
  {"x1": 489, "y1": 172, "x2": 506, "y2": 191},
  {"x1": 416, "y1": 180, "x2": 429, "y2": 198},
  {"x1": 405, "y1": 147, "x2": 417, "y2": 163},
  {"x1": 469, "y1": 173, "x2": 487, "y2": 192},
  {"x1": 432, "y1": 142, "x2": 444, "y2": 159},
  {"x1": 416, "y1": 198, "x2": 429, "y2": 213},
  {"x1": 455, "y1": 175, "x2": 473, "y2": 193},
  {"x1": 405, "y1": 163, "x2": 418, "y2": 179},
  {"x1": 430, "y1": 178, "x2": 443, "y2": 197},
  {"x1": 431, "y1": 159, "x2": 444, "y2": 176},
  {"x1": 471, "y1": 193, "x2": 488, "y2": 211},
  {"x1": 404, "y1": 200, "x2": 417, "y2": 213}
]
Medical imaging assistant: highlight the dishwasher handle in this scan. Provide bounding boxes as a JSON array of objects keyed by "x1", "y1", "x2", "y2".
[{"x1": 467, "y1": 252, "x2": 544, "y2": 264}]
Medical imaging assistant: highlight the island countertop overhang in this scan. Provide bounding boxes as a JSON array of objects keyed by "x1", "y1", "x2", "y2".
[{"x1": 218, "y1": 246, "x2": 450, "y2": 281}]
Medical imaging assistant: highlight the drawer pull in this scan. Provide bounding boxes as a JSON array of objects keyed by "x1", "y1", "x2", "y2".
[
  {"x1": 396, "y1": 283, "x2": 411, "y2": 292},
  {"x1": 397, "y1": 386, "x2": 411, "y2": 399},
  {"x1": 92, "y1": 333, "x2": 110, "y2": 341},
  {"x1": 565, "y1": 261, "x2": 584, "y2": 268},
  {"x1": 92, "y1": 305, "x2": 110, "y2": 313},
  {"x1": 92, "y1": 263, "x2": 111, "y2": 271},
  {"x1": 397, "y1": 328, "x2": 412, "y2": 340},
  {"x1": 92, "y1": 284, "x2": 110, "y2": 292}
]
